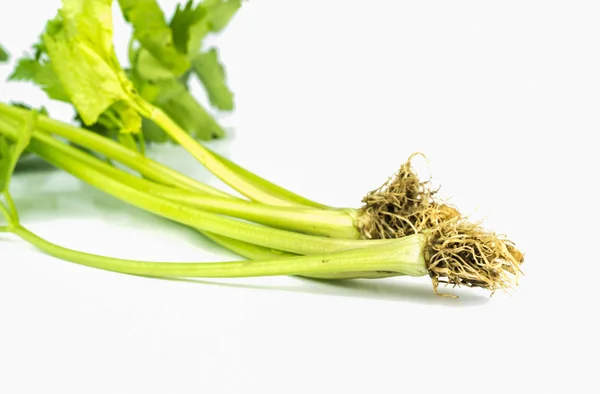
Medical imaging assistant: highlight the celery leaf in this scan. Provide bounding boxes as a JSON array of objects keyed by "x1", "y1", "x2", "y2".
[
  {"x1": 0, "y1": 44, "x2": 8, "y2": 62},
  {"x1": 170, "y1": 0, "x2": 204, "y2": 55},
  {"x1": 191, "y1": 48, "x2": 234, "y2": 111},
  {"x1": 138, "y1": 78, "x2": 225, "y2": 141},
  {"x1": 9, "y1": 56, "x2": 70, "y2": 102},
  {"x1": 186, "y1": 0, "x2": 242, "y2": 56},
  {"x1": 118, "y1": 0, "x2": 190, "y2": 76},
  {"x1": 204, "y1": 0, "x2": 242, "y2": 33}
]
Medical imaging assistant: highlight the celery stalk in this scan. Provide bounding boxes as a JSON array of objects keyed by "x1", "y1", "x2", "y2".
[{"x1": 8, "y1": 225, "x2": 427, "y2": 278}]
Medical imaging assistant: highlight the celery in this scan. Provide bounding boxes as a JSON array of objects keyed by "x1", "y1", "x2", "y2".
[
  {"x1": 0, "y1": 0, "x2": 524, "y2": 294},
  {"x1": 5, "y1": 225, "x2": 426, "y2": 279}
]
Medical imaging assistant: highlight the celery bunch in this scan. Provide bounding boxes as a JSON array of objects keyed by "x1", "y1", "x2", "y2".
[{"x1": 0, "y1": 0, "x2": 523, "y2": 297}]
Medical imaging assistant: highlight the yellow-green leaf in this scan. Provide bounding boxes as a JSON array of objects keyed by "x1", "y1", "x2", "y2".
[{"x1": 42, "y1": 0, "x2": 138, "y2": 127}]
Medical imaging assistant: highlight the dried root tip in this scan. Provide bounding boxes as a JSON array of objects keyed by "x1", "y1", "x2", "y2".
[
  {"x1": 358, "y1": 154, "x2": 459, "y2": 240},
  {"x1": 426, "y1": 219, "x2": 524, "y2": 293}
]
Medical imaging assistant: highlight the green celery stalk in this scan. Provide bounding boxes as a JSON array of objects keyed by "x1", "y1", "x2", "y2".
[
  {"x1": 26, "y1": 136, "x2": 398, "y2": 256},
  {"x1": 0, "y1": 104, "x2": 361, "y2": 239},
  {"x1": 134, "y1": 102, "x2": 327, "y2": 208},
  {"x1": 31, "y1": 130, "x2": 359, "y2": 239},
  {"x1": 5, "y1": 225, "x2": 427, "y2": 279},
  {"x1": 0, "y1": 102, "x2": 228, "y2": 197}
]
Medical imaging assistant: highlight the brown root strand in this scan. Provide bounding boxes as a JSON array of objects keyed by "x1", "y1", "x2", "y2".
[
  {"x1": 358, "y1": 154, "x2": 459, "y2": 240},
  {"x1": 426, "y1": 219, "x2": 524, "y2": 292},
  {"x1": 358, "y1": 153, "x2": 524, "y2": 294}
]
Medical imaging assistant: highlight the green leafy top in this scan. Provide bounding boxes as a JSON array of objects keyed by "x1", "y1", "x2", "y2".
[{"x1": 7, "y1": 0, "x2": 241, "y2": 144}]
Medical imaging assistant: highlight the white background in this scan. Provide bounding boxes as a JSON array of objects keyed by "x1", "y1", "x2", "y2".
[{"x1": 1, "y1": 1, "x2": 598, "y2": 393}]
